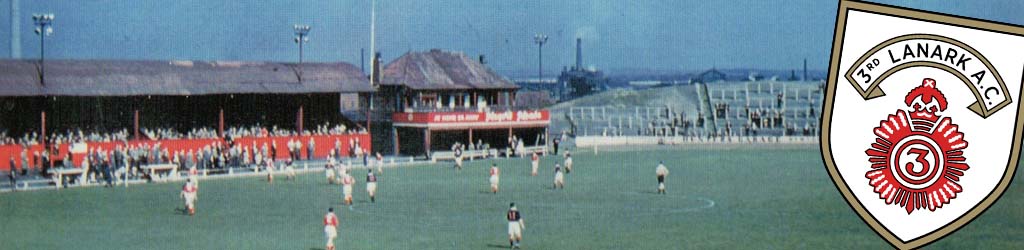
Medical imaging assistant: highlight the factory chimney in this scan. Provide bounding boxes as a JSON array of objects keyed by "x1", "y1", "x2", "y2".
[
  {"x1": 371, "y1": 52, "x2": 382, "y2": 86},
  {"x1": 802, "y1": 58, "x2": 807, "y2": 81},
  {"x1": 10, "y1": 0, "x2": 20, "y2": 58},
  {"x1": 575, "y1": 37, "x2": 582, "y2": 70}
]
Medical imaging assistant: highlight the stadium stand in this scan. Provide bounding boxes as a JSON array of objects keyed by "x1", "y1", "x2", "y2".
[{"x1": 550, "y1": 81, "x2": 824, "y2": 144}]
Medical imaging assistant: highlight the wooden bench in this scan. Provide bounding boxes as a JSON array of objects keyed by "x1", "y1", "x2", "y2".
[
  {"x1": 1, "y1": 177, "x2": 51, "y2": 190},
  {"x1": 468, "y1": 149, "x2": 498, "y2": 160},
  {"x1": 141, "y1": 164, "x2": 178, "y2": 181},
  {"x1": 51, "y1": 168, "x2": 85, "y2": 188},
  {"x1": 522, "y1": 146, "x2": 547, "y2": 156},
  {"x1": 430, "y1": 151, "x2": 456, "y2": 162}
]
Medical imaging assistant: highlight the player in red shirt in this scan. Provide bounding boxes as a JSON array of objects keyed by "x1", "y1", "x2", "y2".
[
  {"x1": 489, "y1": 163, "x2": 500, "y2": 193},
  {"x1": 342, "y1": 172, "x2": 355, "y2": 205},
  {"x1": 180, "y1": 179, "x2": 198, "y2": 216},
  {"x1": 530, "y1": 152, "x2": 539, "y2": 176},
  {"x1": 265, "y1": 159, "x2": 276, "y2": 183},
  {"x1": 323, "y1": 207, "x2": 339, "y2": 250}
]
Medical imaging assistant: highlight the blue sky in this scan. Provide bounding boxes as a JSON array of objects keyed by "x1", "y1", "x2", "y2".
[{"x1": 0, "y1": 1, "x2": 1021, "y2": 74}]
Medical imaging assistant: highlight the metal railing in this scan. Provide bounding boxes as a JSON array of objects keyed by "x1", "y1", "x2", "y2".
[{"x1": 399, "y1": 105, "x2": 538, "y2": 113}]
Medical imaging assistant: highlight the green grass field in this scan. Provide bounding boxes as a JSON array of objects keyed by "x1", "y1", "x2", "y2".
[{"x1": 2, "y1": 144, "x2": 1023, "y2": 249}]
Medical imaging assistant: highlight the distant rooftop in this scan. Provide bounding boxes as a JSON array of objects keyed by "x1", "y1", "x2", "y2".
[
  {"x1": 0, "y1": 59, "x2": 373, "y2": 96},
  {"x1": 380, "y1": 49, "x2": 517, "y2": 91}
]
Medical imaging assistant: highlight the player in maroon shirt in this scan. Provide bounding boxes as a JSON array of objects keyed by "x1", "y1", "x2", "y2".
[
  {"x1": 366, "y1": 169, "x2": 378, "y2": 202},
  {"x1": 506, "y1": 203, "x2": 525, "y2": 249}
]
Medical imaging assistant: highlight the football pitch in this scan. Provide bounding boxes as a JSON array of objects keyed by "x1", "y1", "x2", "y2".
[{"x1": 2, "y1": 144, "x2": 1023, "y2": 249}]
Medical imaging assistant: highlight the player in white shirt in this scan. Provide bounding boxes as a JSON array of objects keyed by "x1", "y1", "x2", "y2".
[
  {"x1": 489, "y1": 163, "x2": 500, "y2": 194},
  {"x1": 553, "y1": 164, "x2": 564, "y2": 189},
  {"x1": 366, "y1": 169, "x2": 378, "y2": 203},
  {"x1": 339, "y1": 161, "x2": 350, "y2": 178},
  {"x1": 188, "y1": 165, "x2": 199, "y2": 188},
  {"x1": 375, "y1": 152, "x2": 384, "y2": 174},
  {"x1": 656, "y1": 161, "x2": 670, "y2": 194},
  {"x1": 180, "y1": 179, "x2": 198, "y2": 216},
  {"x1": 516, "y1": 139, "x2": 525, "y2": 158},
  {"x1": 323, "y1": 207, "x2": 339, "y2": 250},
  {"x1": 255, "y1": 150, "x2": 264, "y2": 167},
  {"x1": 326, "y1": 157, "x2": 337, "y2": 184}
]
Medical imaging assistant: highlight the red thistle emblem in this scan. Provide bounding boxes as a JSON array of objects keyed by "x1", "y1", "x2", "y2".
[{"x1": 864, "y1": 78, "x2": 970, "y2": 214}]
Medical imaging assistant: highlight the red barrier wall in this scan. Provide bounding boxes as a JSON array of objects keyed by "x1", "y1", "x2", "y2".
[
  {"x1": 0, "y1": 133, "x2": 371, "y2": 171},
  {"x1": 232, "y1": 133, "x2": 372, "y2": 161}
]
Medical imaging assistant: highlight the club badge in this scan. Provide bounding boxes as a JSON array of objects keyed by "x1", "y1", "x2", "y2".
[{"x1": 823, "y1": 1, "x2": 1024, "y2": 249}]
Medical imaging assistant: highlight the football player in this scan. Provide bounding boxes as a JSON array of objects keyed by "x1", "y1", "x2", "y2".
[
  {"x1": 530, "y1": 152, "x2": 539, "y2": 176},
  {"x1": 563, "y1": 152, "x2": 573, "y2": 173},
  {"x1": 489, "y1": 163, "x2": 500, "y2": 193},
  {"x1": 323, "y1": 207, "x2": 339, "y2": 250},
  {"x1": 180, "y1": 179, "x2": 198, "y2": 216},
  {"x1": 656, "y1": 161, "x2": 670, "y2": 194},
  {"x1": 553, "y1": 164, "x2": 565, "y2": 189},
  {"x1": 366, "y1": 169, "x2": 378, "y2": 202},
  {"x1": 506, "y1": 203, "x2": 525, "y2": 249},
  {"x1": 342, "y1": 171, "x2": 355, "y2": 205}
]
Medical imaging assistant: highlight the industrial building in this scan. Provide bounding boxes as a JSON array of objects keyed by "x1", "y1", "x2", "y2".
[{"x1": 557, "y1": 38, "x2": 608, "y2": 101}]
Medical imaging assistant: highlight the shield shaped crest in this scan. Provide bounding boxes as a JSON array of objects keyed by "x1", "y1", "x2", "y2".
[{"x1": 823, "y1": 1, "x2": 1024, "y2": 249}]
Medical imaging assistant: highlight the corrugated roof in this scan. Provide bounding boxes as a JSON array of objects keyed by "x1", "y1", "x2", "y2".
[
  {"x1": 380, "y1": 49, "x2": 517, "y2": 90},
  {"x1": 0, "y1": 59, "x2": 373, "y2": 96}
]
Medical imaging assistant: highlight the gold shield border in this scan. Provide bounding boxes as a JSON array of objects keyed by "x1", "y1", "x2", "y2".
[{"x1": 822, "y1": 1, "x2": 1024, "y2": 249}]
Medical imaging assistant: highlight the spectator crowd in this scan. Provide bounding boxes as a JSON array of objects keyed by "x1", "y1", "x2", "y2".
[{"x1": 2, "y1": 122, "x2": 369, "y2": 189}]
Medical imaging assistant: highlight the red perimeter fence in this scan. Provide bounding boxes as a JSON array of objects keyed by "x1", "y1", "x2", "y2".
[{"x1": 0, "y1": 133, "x2": 371, "y2": 171}]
